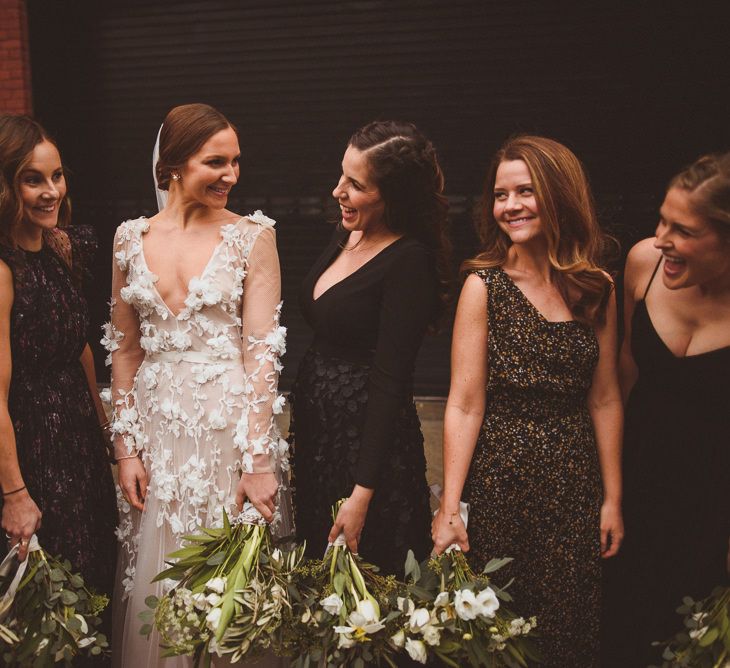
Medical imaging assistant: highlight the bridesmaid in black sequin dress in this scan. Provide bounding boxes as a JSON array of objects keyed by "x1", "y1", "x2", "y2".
[
  {"x1": 0, "y1": 116, "x2": 118, "y2": 646},
  {"x1": 432, "y1": 136, "x2": 623, "y2": 667},
  {"x1": 290, "y1": 121, "x2": 450, "y2": 576},
  {"x1": 602, "y1": 153, "x2": 730, "y2": 667}
]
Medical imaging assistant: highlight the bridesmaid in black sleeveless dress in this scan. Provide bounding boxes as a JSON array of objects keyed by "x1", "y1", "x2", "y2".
[
  {"x1": 290, "y1": 121, "x2": 449, "y2": 576},
  {"x1": 0, "y1": 116, "x2": 118, "y2": 634},
  {"x1": 432, "y1": 136, "x2": 623, "y2": 667},
  {"x1": 602, "y1": 153, "x2": 730, "y2": 667}
]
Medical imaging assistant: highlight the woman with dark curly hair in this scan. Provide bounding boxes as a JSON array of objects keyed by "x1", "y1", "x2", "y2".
[
  {"x1": 290, "y1": 120, "x2": 450, "y2": 576},
  {"x1": 432, "y1": 135, "x2": 623, "y2": 666},
  {"x1": 0, "y1": 114, "x2": 117, "y2": 657}
]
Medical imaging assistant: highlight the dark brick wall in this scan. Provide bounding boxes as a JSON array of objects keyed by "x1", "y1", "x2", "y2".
[{"x1": 0, "y1": 0, "x2": 32, "y2": 114}]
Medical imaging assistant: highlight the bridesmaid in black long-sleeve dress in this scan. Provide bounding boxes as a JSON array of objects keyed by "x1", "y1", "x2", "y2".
[
  {"x1": 290, "y1": 121, "x2": 450, "y2": 575},
  {"x1": 0, "y1": 116, "x2": 117, "y2": 649}
]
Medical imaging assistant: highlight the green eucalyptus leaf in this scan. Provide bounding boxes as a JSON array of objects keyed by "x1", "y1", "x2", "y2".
[{"x1": 60, "y1": 590, "x2": 79, "y2": 605}]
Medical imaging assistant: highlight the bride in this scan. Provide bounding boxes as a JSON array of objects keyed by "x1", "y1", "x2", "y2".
[{"x1": 106, "y1": 103, "x2": 290, "y2": 666}]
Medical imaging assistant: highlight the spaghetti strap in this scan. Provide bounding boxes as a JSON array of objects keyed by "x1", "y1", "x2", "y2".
[{"x1": 643, "y1": 256, "x2": 663, "y2": 300}]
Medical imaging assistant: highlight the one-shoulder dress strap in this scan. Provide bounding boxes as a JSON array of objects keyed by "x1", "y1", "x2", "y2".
[{"x1": 643, "y1": 256, "x2": 663, "y2": 300}]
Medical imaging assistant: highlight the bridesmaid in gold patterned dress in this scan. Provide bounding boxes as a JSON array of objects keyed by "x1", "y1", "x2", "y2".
[{"x1": 432, "y1": 136, "x2": 623, "y2": 666}]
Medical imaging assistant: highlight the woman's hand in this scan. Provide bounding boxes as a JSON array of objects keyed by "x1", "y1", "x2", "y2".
[
  {"x1": 328, "y1": 486, "x2": 374, "y2": 554},
  {"x1": 2, "y1": 489, "x2": 42, "y2": 561},
  {"x1": 600, "y1": 500, "x2": 624, "y2": 558},
  {"x1": 431, "y1": 508, "x2": 469, "y2": 555},
  {"x1": 118, "y1": 457, "x2": 148, "y2": 512},
  {"x1": 236, "y1": 472, "x2": 278, "y2": 522}
]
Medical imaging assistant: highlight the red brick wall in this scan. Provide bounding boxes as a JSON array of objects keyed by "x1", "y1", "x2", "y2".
[{"x1": 0, "y1": 0, "x2": 32, "y2": 114}]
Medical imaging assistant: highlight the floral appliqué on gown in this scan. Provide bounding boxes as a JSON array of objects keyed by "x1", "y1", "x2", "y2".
[{"x1": 103, "y1": 213, "x2": 291, "y2": 666}]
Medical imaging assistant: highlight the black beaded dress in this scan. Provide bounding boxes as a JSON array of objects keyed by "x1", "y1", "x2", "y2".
[
  {"x1": 601, "y1": 259, "x2": 730, "y2": 667},
  {"x1": 290, "y1": 229, "x2": 437, "y2": 577},
  {"x1": 0, "y1": 228, "x2": 118, "y2": 618},
  {"x1": 463, "y1": 268, "x2": 602, "y2": 667}
]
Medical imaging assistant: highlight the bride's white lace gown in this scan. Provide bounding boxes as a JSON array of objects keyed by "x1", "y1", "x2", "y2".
[{"x1": 105, "y1": 212, "x2": 291, "y2": 666}]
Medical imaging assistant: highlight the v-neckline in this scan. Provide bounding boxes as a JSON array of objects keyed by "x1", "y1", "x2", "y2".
[
  {"x1": 640, "y1": 299, "x2": 730, "y2": 360},
  {"x1": 138, "y1": 218, "x2": 239, "y2": 319},
  {"x1": 312, "y1": 234, "x2": 406, "y2": 303},
  {"x1": 497, "y1": 266, "x2": 578, "y2": 325}
]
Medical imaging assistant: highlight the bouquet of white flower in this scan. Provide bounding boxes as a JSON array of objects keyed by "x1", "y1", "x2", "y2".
[
  {"x1": 286, "y1": 500, "x2": 403, "y2": 667},
  {"x1": 650, "y1": 585, "x2": 730, "y2": 668},
  {"x1": 142, "y1": 504, "x2": 286, "y2": 666},
  {"x1": 392, "y1": 549, "x2": 539, "y2": 667},
  {"x1": 0, "y1": 536, "x2": 109, "y2": 666}
]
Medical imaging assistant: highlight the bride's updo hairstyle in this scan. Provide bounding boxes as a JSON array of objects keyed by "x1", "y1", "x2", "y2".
[
  {"x1": 155, "y1": 103, "x2": 237, "y2": 191},
  {"x1": 0, "y1": 114, "x2": 71, "y2": 247},
  {"x1": 463, "y1": 135, "x2": 613, "y2": 326},
  {"x1": 348, "y1": 120, "x2": 451, "y2": 324}
]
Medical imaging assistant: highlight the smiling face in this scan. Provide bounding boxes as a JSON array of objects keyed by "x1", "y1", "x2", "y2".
[
  {"x1": 332, "y1": 145, "x2": 385, "y2": 233},
  {"x1": 493, "y1": 159, "x2": 543, "y2": 245},
  {"x1": 655, "y1": 187, "x2": 730, "y2": 290},
  {"x1": 18, "y1": 139, "x2": 67, "y2": 235},
  {"x1": 177, "y1": 126, "x2": 240, "y2": 208}
]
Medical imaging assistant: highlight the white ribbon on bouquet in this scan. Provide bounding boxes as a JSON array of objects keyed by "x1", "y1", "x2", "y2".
[
  {"x1": 430, "y1": 483, "x2": 470, "y2": 553},
  {"x1": 0, "y1": 534, "x2": 41, "y2": 621}
]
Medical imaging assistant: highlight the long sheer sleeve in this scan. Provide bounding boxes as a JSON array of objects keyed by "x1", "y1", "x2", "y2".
[
  {"x1": 102, "y1": 224, "x2": 146, "y2": 460},
  {"x1": 233, "y1": 223, "x2": 288, "y2": 474},
  {"x1": 355, "y1": 243, "x2": 436, "y2": 488}
]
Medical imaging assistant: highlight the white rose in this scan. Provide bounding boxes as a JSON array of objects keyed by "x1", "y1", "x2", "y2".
[
  {"x1": 454, "y1": 589, "x2": 479, "y2": 621},
  {"x1": 476, "y1": 587, "x2": 500, "y2": 618},
  {"x1": 405, "y1": 638, "x2": 428, "y2": 664},
  {"x1": 320, "y1": 593, "x2": 344, "y2": 616}
]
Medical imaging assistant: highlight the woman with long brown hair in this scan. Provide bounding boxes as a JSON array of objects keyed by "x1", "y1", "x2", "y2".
[
  {"x1": 602, "y1": 153, "x2": 730, "y2": 667},
  {"x1": 431, "y1": 135, "x2": 623, "y2": 666},
  {"x1": 290, "y1": 120, "x2": 450, "y2": 577},
  {"x1": 0, "y1": 114, "x2": 118, "y2": 656}
]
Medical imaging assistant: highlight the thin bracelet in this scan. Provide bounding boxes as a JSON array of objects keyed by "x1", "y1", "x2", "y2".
[
  {"x1": 115, "y1": 454, "x2": 139, "y2": 461},
  {"x1": 447, "y1": 511, "x2": 460, "y2": 526},
  {"x1": 2, "y1": 484, "x2": 27, "y2": 497},
  {"x1": 99, "y1": 419, "x2": 111, "y2": 430}
]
